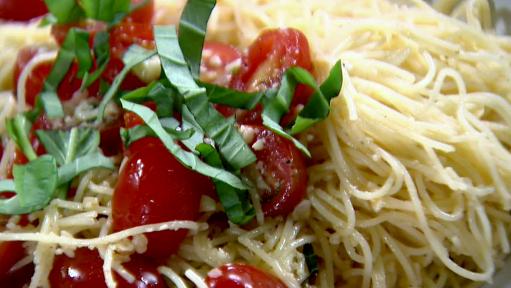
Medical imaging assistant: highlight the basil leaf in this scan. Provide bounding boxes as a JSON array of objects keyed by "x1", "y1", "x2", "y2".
[
  {"x1": 201, "y1": 81, "x2": 265, "y2": 110},
  {"x1": 0, "y1": 155, "x2": 58, "y2": 215},
  {"x1": 79, "y1": 0, "x2": 130, "y2": 23},
  {"x1": 178, "y1": 0, "x2": 216, "y2": 78},
  {"x1": 44, "y1": 0, "x2": 85, "y2": 24},
  {"x1": 36, "y1": 127, "x2": 100, "y2": 166},
  {"x1": 83, "y1": 31, "x2": 111, "y2": 89},
  {"x1": 0, "y1": 180, "x2": 15, "y2": 193},
  {"x1": 155, "y1": 26, "x2": 256, "y2": 170},
  {"x1": 6, "y1": 115, "x2": 37, "y2": 161},
  {"x1": 195, "y1": 143, "x2": 255, "y2": 224},
  {"x1": 291, "y1": 60, "x2": 343, "y2": 134},
  {"x1": 121, "y1": 120, "x2": 194, "y2": 148},
  {"x1": 180, "y1": 105, "x2": 205, "y2": 152},
  {"x1": 261, "y1": 114, "x2": 310, "y2": 157},
  {"x1": 304, "y1": 243, "x2": 319, "y2": 282},
  {"x1": 57, "y1": 152, "x2": 115, "y2": 185},
  {"x1": 120, "y1": 99, "x2": 247, "y2": 190},
  {"x1": 96, "y1": 45, "x2": 156, "y2": 123}
]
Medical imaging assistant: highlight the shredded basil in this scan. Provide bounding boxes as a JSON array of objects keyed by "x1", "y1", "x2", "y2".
[
  {"x1": 36, "y1": 127, "x2": 100, "y2": 165},
  {"x1": 195, "y1": 143, "x2": 255, "y2": 224},
  {"x1": 6, "y1": 115, "x2": 37, "y2": 161},
  {"x1": 57, "y1": 152, "x2": 115, "y2": 185},
  {"x1": 0, "y1": 155, "x2": 58, "y2": 215},
  {"x1": 155, "y1": 26, "x2": 256, "y2": 170},
  {"x1": 39, "y1": 28, "x2": 92, "y2": 119},
  {"x1": 303, "y1": 243, "x2": 319, "y2": 283},
  {"x1": 82, "y1": 31, "x2": 111, "y2": 89},
  {"x1": 95, "y1": 45, "x2": 156, "y2": 124},
  {"x1": 120, "y1": 119, "x2": 194, "y2": 148},
  {"x1": 201, "y1": 81, "x2": 265, "y2": 110},
  {"x1": 43, "y1": 0, "x2": 132, "y2": 25},
  {"x1": 120, "y1": 99, "x2": 248, "y2": 190},
  {"x1": 178, "y1": 0, "x2": 216, "y2": 78}
]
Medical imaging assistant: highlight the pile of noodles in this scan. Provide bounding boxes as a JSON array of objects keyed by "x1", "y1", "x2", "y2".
[{"x1": 0, "y1": 0, "x2": 510, "y2": 287}]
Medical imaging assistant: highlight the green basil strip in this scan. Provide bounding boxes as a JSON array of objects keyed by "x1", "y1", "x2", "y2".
[
  {"x1": 121, "y1": 99, "x2": 247, "y2": 190},
  {"x1": 261, "y1": 114, "x2": 310, "y2": 157},
  {"x1": 180, "y1": 105, "x2": 205, "y2": 152},
  {"x1": 36, "y1": 128, "x2": 100, "y2": 166},
  {"x1": 155, "y1": 26, "x2": 256, "y2": 170},
  {"x1": 95, "y1": 45, "x2": 156, "y2": 124},
  {"x1": 57, "y1": 152, "x2": 115, "y2": 185},
  {"x1": 0, "y1": 180, "x2": 15, "y2": 193},
  {"x1": 290, "y1": 60, "x2": 343, "y2": 134},
  {"x1": 121, "y1": 120, "x2": 194, "y2": 148},
  {"x1": 83, "y1": 31, "x2": 111, "y2": 89},
  {"x1": 178, "y1": 0, "x2": 216, "y2": 78},
  {"x1": 80, "y1": 0, "x2": 131, "y2": 23},
  {"x1": 44, "y1": 0, "x2": 85, "y2": 24},
  {"x1": 304, "y1": 243, "x2": 319, "y2": 282},
  {"x1": 0, "y1": 155, "x2": 59, "y2": 215},
  {"x1": 196, "y1": 143, "x2": 255, "y2": 224},
  {"x1": 201, "y1": 81, "x2": 266, "y2": 110},
  {"x1": 6, "y1": 115, "x2": 37, "y2": 161}
]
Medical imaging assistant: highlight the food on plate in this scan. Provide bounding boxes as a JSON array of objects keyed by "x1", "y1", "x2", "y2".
[{"x1": 0, "y1": 0, "x2": 510, "y2": 287}]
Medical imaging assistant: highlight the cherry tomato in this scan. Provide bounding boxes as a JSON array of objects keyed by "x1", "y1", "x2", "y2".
[
  {"x1": 51, "y1": 21, "x2": 108, "y2": 47},
  {"x1": 49, "y1": 248, "x2": 167, "y2": 288},
  {"x1": 112, "y1": 137, "x2": 213, "y2": 260},
  {"x1": 0, "y1": 0, "x2": 47, "y2": 22},
  {"x1": 242, "y1": 125, "x2": 307, "y2": 217},
  {"x1": 13, "y1": 48, "x2": 85, "y2": 106},
  {"x1": 127, "y1": 0, "x2": 154, "y2": 24},
  {"x1": 201, "y1": 42, "x2": 241, "y2": 87},
  {"x1": 0, "y1": 241, "x2": 27, "y2": 280},
  {"x1": 109, "y1": 22, "x2": 154, "y2": 60},
  {"x1": 99, "y1": 119, "x2": 124, "y2": 157},
  {"x1": 206, "y1": 263, "x2": 287, "y2": 288},
  {"x1": 230, "y1": 28, "x2": 314, "y2": 125}
]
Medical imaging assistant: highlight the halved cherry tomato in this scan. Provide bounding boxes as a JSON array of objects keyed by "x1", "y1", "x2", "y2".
[
  {"x1": 49, "y1": 247, "x2": 167, "y2": 288},
  {"x1": 109, "y1": 22, "x2": 154, "y2": 60},
  {"x1": 230, "y1": 28, "x2": 314, "y2": 125},
  {"x1": 0, "y1": 0, "x2": 47, "y2": 22},
  {"x1": 206, "y1": 263, "x2": 287, "y2": 288},
  {"x1": 201, "y1": 42, "x2": 241, "y2": 87},
  {"x1": 112, "y1": 137, "x2": 213, "y2": 260},
  {"x1": 242, "y1": 125, "x2": 307, "y2": 217}
]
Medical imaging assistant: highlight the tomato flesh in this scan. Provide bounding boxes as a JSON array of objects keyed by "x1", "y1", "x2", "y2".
[
  {"x1": 0, "y1": 241, "x2": 27, "y2": 280},
  {"x1": 243, "y1": 125, "x2": 307, "y2": 217},
  {"x1": 49, "y1": 248, "x2": 166, "y2": 288},
  {"x1": 0, "y1": 0, "x2": 47, "y2": 21},
  {"x1": 206, "y1": 263, "x2": 287, "y2": 288},
  {"x1": 126, "y1": 0, "x2": 154, "y2": 24},
  {"x1": 112, "y1": 137, "x2": 212, "y2": 260}
]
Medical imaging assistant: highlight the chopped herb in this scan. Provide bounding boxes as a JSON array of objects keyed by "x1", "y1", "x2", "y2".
[
  {"x1": 0, "y1": 155, "x2": 58, "y2": 214},
  {"x1": 43, "y1": 0, "x2": 132, "y2": 25},
  {"x1": 155, "y1": 26, "x2": 256, "y2": 170},
  {"x1": 57, "y1": 152, "x2": 115, "y2": 185},
  {"x1": 178, "y1": 0, "x2": 216, "y2": 78},
  {"x1": 120, "y1": 119, "x2": 194, "y2": 148},
  {"x1": 120, "y1": 99, "x2": 248, "y2": 190},
  {"x1": 95, "y1": 45, "x2": 156, "y2": 124},
  {"x1": 6, "y1": 115, "x2": 36, "y2": 161},
  {"x1": 304, "y1": 243, "x2": 319, "y2": 283},
  {"x1": 82, "y1": 31, "x2": 111, "y2": 90}
]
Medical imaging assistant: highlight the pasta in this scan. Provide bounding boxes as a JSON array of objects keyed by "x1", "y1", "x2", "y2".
[{"x1": 0, "y1": 0, "x2": 510, "y2": 287}]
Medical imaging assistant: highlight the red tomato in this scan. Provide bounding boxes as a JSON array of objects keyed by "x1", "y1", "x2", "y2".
[
  {"x1": 201, "y1": 42, "x2": 241, "y2": 87},
  {"x1": 13, "y1": 48, "x2": 85, "y2": 106},
  {"x1": 230, "y1": 28, "x2": 314, "y2": 125},
  {"x1": 109, "y1": 22, "x2": 154, "y2": 60},
  {"x1": 49, "y1": 248, "x2": 167, "y2": 288},
  {"x1": 242, "y1": 125, "x2": 307, "y2": 217},
  {"x1": 0, "y1": 241, "x2": 27, "y2": 280},
  {"x1": 99, "y1": 119, "x2": 124, "y2": 157},
  {"x1": 0, "y1": 0, "x2": 47, "y2": 21},
  {"x1": 206, "y1": 263, "x2": 287, "y2": 288},
  {"x1": 51, "y1": 21, "x2": 108, "y2": 47},
  {"x1": 127, "y1": 0, "x2": 154, "y2": 24},
  {"x1": 112, "y1": 137, "x2": 212, "y2": 260}
]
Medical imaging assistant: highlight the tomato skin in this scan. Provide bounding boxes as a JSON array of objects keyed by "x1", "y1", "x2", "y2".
[
  {"x1": 243, "y1": 125, "x2": 307, "y2": 217},
  {"x1": 0, "y1": 241, "x2": 27, "y2": 280},
  {"x1": 112, "y1": 137, "x2": 212, "y2": 260},
  {"x1": 49, "y1": 248, "x2": 167, "y2": 288},
  {"x1": 0, "y1": 0, "x2": 47, "y2": 21},
  {"x1": 206, "y1": 263, "x2": 287, "y2": 288},
  {"x1": 127, "y1": 0, "x2": 154, "y2": 24}
]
